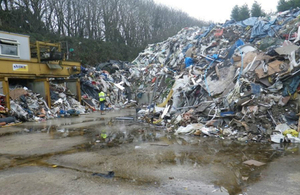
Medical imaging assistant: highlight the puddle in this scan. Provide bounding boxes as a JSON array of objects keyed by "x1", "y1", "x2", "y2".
[
  {"x1": 153, "y1": 136, "x2": 300, "y2": 194},
  {"x1": 1, "y1": 117, "x2": 300, "y2": 195}
]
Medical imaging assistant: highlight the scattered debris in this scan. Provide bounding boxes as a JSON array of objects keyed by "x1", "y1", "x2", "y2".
[
  {"x1": 92, "y1": 171, "x2": 115, "y2": 178},
  {"x1": 243, "y1": 160, "x2": 266, "y2": 167},
  {"x1": 150, "y1": 143, "x2": 169, "y2": 146},
  {"x1": 5, "y1": 9, "x2": 300, "y2": 145},
  {"x1": 8, "y1": 85, "x2": 85, "y2": 122},
  {"x1": 133, "y1": 9, "x2": 300, "y2": 144}
]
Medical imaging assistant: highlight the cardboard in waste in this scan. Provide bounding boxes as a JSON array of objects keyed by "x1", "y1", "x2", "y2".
[
  {"x1": 10, "y1": 88, "x2": 28, "y2": 100},
  {"x1": 255, "y1": 60, "x2": 288, "y2": 79},
  {"x1": 236, "y1": 52, "x2": 270, "y2": 68},
  {"x1": 205, "y1": 65, "x2": 236, "y2": 96}
]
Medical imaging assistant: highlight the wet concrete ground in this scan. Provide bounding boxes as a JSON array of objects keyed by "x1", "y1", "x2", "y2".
[{"x1": 0, "y1": 109, "x2": 300, "y2": 195}]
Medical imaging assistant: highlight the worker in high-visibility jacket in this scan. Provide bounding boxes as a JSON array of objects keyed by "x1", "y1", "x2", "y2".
[{"x1": 98, "y1": 90, "x2": 106, "y2": 115}]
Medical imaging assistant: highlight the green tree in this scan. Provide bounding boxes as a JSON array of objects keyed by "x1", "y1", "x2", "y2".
[
  {"x1": 277, "y1": 0, "x2": 290, "y2": 11},
  {"x1": 239, "y1": 4, "x2": 250, "y2": 21},
  {"x1": 0, "y1": 0, "x2": 206, "y2": 64},
  {"x1": 289, "y1": 0, "x2": 300, "y2": 8},
  {"x1": 231, "y1": 5, "x2": 240, "y2": 21},
  {"x1": 277, "y1": 0, "x2": 300, "y2": 11},
  {"x1": 251, "y1": 1, "x2": 266, "y2": 17}
]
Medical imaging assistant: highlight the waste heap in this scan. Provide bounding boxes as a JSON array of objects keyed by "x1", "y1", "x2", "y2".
[
  {"x1": 133, "y1": 9, "x2": 300, "y2": 143},
  {"x1": 9, "y1": 84, "x2": 85, "y2": 122},
  {"x1": 7, "y1": 60, "x2": 136, "y2": 123},
  {"x1": 49, "y1": 83, "x2": 86, "y2": 116},
  {"x1": 73, "y1": 60, "x2": 135, "y2": 111}
]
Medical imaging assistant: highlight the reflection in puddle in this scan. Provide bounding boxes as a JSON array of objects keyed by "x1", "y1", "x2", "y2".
[
  {"x1": 1, "y1": 117, "x2": 300, "y2": 195},
  {"x1": 155, "y1": 136, "x2": 300, "y2": 194}
]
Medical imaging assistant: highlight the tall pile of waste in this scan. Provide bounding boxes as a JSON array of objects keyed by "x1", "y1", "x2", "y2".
[
  {"x1": 133, "y1": 9, "x2": 300, "y2": 143},
  {"x1": 72, "y1": 60, "x2": 136, "y2": 111}
]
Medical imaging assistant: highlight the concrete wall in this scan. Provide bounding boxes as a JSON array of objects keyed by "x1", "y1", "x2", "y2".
[
  {"x1": 30, "y1": 81, "x2": 46, "y2": 100},
  {"x1": 66, "y1": 81, "x2": 78, "y2": 99},
  {"x1": 0, "y1": 81, "x2": 3, "y2": 94}
]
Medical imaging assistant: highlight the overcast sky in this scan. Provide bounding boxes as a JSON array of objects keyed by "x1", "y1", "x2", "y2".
[{"x1": 153, "y1": 0, "x2": 278, "y2": 22}]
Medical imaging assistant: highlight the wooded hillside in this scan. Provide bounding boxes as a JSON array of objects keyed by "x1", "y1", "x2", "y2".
[{"x1": 0, "y1": 0, "x2": 205, "y2": 64}]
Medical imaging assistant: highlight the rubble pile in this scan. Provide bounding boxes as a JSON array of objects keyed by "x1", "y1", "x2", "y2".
[
  {"x1": 74, "y1": 60, "x2": 135, "y2": 110},
  {"x1": 10, "y1": 87, "x2": 48, "y2": 121},
  {"x1": 133, "y1": 9, "x2": 300, "y2": 143},
  {"x1": 50, "y1": 83, "x2": 86, "y2": 116},
  {"x1": 9, "y1": 84, "x2": 85, "y2": 122},
  {"x1": 7, "y1": 61, "x2": 136, "y2": 123}
]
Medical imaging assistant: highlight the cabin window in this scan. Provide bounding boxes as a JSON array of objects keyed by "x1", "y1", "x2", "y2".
[{"x1": 0, "y1": 38, "x2": 19, "y2": 57}]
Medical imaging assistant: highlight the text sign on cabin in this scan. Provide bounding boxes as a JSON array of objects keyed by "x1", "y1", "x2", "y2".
[{"x1": 12, "y1": 64, "x2": 28, "y2": 72}]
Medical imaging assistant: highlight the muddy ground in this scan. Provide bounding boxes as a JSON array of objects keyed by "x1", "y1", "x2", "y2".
[{"x1": 0, "y1": 109, "x2": 299, "y2": 195}]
